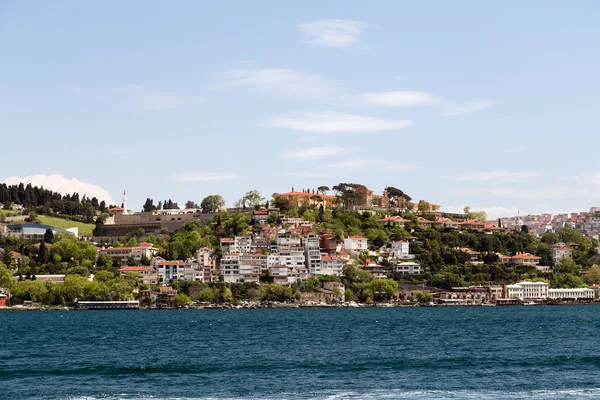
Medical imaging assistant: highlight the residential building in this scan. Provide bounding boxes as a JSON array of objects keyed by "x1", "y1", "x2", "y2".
[
  {"x1": 344, "y1": 236, "x2": 368, "y2": 252},
  {"x1": 240, "y1": 252, "x2": 268, "y2": 269},
  {"x1": 220, "y1": 253, "x2": 240, "y2": 281},
  {"x1": 320, "y1": 255, "x2": 347, "y2": 275},
  {"x1": 119, "y1": 266, "x2": 159, "y2": 286},
  {"x1": 273, "y1": 188, "x2": 337, "y2": 208},
  {"x1": 237, "y1": 263, "x2": 260, "y2": 283},
  {"x1": 510, "y1": 253, "x2": 542, "y2": 266},
  {"x1": 98, "y1": 243, "x2": 156, "y2": 264},
  {"x1": 153, "y1": 260, "x2": 208, "y2": 284},
  {"x1": 363, "y1": 260, "x2": 387, "y2": 278},
  {"x1": 304, "y1": 233, "x2": 322, "y2": 274},
  {"x1": 323, "y1": 282, "x2": 345, "y2": 301},
  {"x1": 552, "y1": 242, "x2": 573, "y2": 263},
  {"x1": 391, "y1": 241, "x2": 413, "y2": 259},
  {"x1": 378, "y1": 215, "x2": 409, "y2": 227},
  {"x1": 319, "y1": 233, "x2": 337, "y2": 256},
  {"x1": 393, "y1": 261, "x2": 422, "y2": 275}
]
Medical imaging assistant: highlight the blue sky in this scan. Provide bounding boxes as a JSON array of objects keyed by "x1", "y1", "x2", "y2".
[{"x1": 1, "y1": 1, "x2": 599, "y2": 218}]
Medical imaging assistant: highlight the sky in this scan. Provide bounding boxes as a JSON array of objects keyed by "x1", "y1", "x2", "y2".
[{"x1": 1, "y1": 1, "x2": 599, "y2": 219}]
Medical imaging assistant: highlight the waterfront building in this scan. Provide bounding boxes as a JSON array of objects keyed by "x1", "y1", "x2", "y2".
[{"x1": 548, "y1": 288, "x2": 595, "y2": 299}]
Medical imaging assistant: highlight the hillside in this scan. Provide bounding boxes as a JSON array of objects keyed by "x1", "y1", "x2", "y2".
[{"x1": 37, "y1": 216, "x2": 95, "y2": 236}]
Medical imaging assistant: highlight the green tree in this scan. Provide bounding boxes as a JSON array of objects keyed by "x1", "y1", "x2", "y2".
[
  {"x1": 175, "y1": 293, "x2": 192, "y2": 307},
  {"x1": 44, "y1": 229, "x2": 54, "y2": 244},
  {"x1": 584, "y1": 265, "x2": 600, "y2": 285},
  {"x1": 236, "y1": 190, "x2": 265, "y2": 209},
  {"x1": 94, "y1": 270, "x2": 115, "y2": 282},
  {"x1": 364, "y1": 279, "x2": 398, "y2": 301},
  {"x1": 0, "y1": 262, "x2": 15, "y2": 290},
  {"x1": 37, "y1": 241, "x2": 49, "y2": 264},
  {"x1": 185, "y1": 200, "x2": 200, "y2": 209},
  {"x1": 201, "y1": 195, "x2": 226, "y2": 213}
]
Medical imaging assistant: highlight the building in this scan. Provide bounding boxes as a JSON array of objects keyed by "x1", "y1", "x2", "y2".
[
  {"x1": 0, "y1": 294, "x2": 6, "y2": 307},
  {"x1": 219, "y1": 253, "x2": 240, "y2": 281},
  {"x1": 119, "y1": 266, "x2": 159, "y2": 286},
  {"x1": 323, "y1": 282, "x2": 345, "y2": 301},
  {"x1": 510, "y1": 253, "x2": 542, "y2": 266},
  {"x1": 304, "y1": 233, "x2": 322, "y2": 274},
  {"x1": 552, "y1": 242, "x2": 573, "y2": 263},
  {"x1": 153, "y1": 260, "x2": 208, "y2": 284},
  {"x1": 505, "y1": 281, "x2": 549, "y2": 300},
  {"x1": 393, "y1": 261, "x2": 422, "y2": 275},
  {"x1": 548, "y1": 288, "x2": 594, "y2": 300},
  {"x1": 344, "y1": 236, "x2": 368, "y2": 252},
  {"x1": 3, "y1": 224, "x2": 78, "y2": 240},
  {"x1": 378, "y1": 216, "x2": 409, "y2": 227},
  {"x1": 273, "y1": 188, "x2": 337, "y2": 208},
  {"x1": 391, "y1": 241, "x2": 412, "y2": 259},
  {"x1": 98, "y1": 242, "x2": 157, "y2": 264},
  {"x1": 319, "y1": 255, "x2": 347, "y2": 275},
  {"x1": 363, "y1": 260, "x2": 387, "y2": 278}
]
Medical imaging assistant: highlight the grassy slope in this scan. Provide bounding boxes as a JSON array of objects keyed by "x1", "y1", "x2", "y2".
[{"x1": 38, "y1": 216, "x2": 95, "y2": 236}]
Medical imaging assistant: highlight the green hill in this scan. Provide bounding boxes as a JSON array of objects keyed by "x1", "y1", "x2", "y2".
[{"x1": 37, "y1": 216, "x2": 95, "y2": 236}]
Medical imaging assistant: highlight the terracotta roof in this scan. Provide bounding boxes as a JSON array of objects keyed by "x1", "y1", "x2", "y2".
[
  {"x1": 119, "y1": 266, "x2": 156, "y2": 272},
  {"x1": 349, "y1": 235, "x2": 367, "y2": 239},
  {"x1": 511, "y1": 253, "x2": 541, "y2": 259}
]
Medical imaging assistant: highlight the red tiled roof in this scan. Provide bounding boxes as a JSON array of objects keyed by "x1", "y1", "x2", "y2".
[
  {"x1": 119, "y1": 266, "x2": 156, "y2": 272},
  {"x1": 512, "y1": 253, "x2": 541, "y2": 259}
]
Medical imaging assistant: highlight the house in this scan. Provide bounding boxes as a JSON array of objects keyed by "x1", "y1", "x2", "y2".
[
  {"x1": 416, "y1": 217, "x2": 435, "y2": 227},
  {"x1": 237, "y1": 263, "x2": 260, "y2": 283},
  {"x1": 458, "y1": 220, "x2": 486, "y2": 231},
  {"x1": 269, "y1": 265, "x2": 290, "y2": 284},
  {"x1": 260, "y1": 225, "x2": 278, "y2": 240},
  {"x1": 458, "y1": 248, "x2": 481, "y2": 263},
  {"x1": 98, "y1": 243, "x2": 157, "y2": 264},
  {"x1": 343, "y1": 236, "x2": 368, "y2": 251},
  {"x1": 393, "y1": 261, "x2": 422, "y2": 275},
  {"x1": 363, "y1": 259, "x2": 387, "y2": 278},
  {"x1": 548, "y1": 288, "x2": 594, "y2": 300},
  {"x1": 0, "y1": 294, "x2": 6, "y2": 307},
  {"x1": 378, "y1": 215, "x2": 409, "y2": 227},
  {"x1": 153, "y1": 260, "x2": 209, "y2": 284},
  {"x1": 273, "y1": 188, "x2": 337, "y2": 208},
  {"x1": 552, "y1": 242, "x2": 573, "y2": 263},
  {"x1": 323, "y1": 282, "x2": 345, "y2": 301},
  {"x1": 319, "y1": 255, "x2": 347, "y2": 275},
  {"x1": 240, "y1": 252, "x2": 268, "y2": 269},
  {"x1": 252, "y1": 209, "x2": 270, "y2": 224},
  {"x1": 510, "y1": 253, "x2": 541, "y2": 266},
  {"x1": 391, "y1": 241, "x2": 413, "y2": 259},
  {"x1": 119, "y1": 266, "x2": 159, "y2": 286}
]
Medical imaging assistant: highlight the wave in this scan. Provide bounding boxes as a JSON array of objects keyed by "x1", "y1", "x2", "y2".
[{"x1": 62, "y1": 388, "x2": 600, "y2": 400}]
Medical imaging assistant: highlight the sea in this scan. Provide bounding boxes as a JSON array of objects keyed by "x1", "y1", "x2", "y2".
[{"x1": 2, "y1": 306, "x2": 600, "y2": 400}]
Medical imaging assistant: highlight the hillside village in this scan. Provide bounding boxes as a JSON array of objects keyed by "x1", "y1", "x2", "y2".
[{"x1": 1, "y1": 182, "x2": 600, "y2": 308}]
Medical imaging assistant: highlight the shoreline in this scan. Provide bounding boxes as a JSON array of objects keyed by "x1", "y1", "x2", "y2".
[{"x1": 2, "y1": 300, "x2": 599, "y2": 311}]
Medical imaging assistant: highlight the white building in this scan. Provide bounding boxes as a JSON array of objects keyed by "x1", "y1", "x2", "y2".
[
  {"x1": 391, "y1": 241, "x2": 413, "y2": 259},
  {"x1": 344, "y1": 236, "x2": 368, "y2": 252},
  {"x1": 220, "y1": 253, "x2": 241, "y2": 281},
  {"x1": 506, "y1": 281, "x2": 549, "y2": 300},
  {"x1": 319, "y1": 255, "x2": 347, "y2": 276},
  {"x1": 552, "y1": 242, "x2": 573, "y2": 263},
  {"x1": 393, "y1": 261, "x2": 422, "y2": 275},
  {"x1": 99, "y1": 242, "x2": 158, "y2": 264},
  {"x1": 153, "y1": 260, "x2": 209, "y2": 284},
  {"x1": 304, "y1": 233, "x2": 322, "y2": 274},
  {"x1": 548, "y1": 288, "x2": 595, "y2": 299}
]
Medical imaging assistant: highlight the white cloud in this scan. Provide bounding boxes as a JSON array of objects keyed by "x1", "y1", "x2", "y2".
[
  {"x1": 219, "y1": 69, "x2": 340, "y2": 99},
  {"x1": 453, "y1": 170, "x2": 539, "y2": 183},
  {"x1": 442, "y1": 100, "x2": 495, "y2": 116},
  {"x1": 299, "y1": 19, "x2": 364, "y2": 48},
  {"x1": 325, "y1": 158, "x2": 417, "y2": 172},
  {"x1": 1, "y1": 174, "x2": 116, "y2": 205},
  {"x1": 282, "y1": 145, "x2": 351, "y2": 161},
  {"x1": 280, "y1": 172, "x2": 343, "y2": 178},
  {"x1": 175, "y1": 172, "x2": 239, "y2": 183},
  {"x1": 359, "y1": 91, "x2": 442, "y2": 107},
  {"x1": 264, "y1": 111, "x2": 413, "y2": 134},
  {"x1": 118, "y1": 84, "x2": 203, "y2": 110}
]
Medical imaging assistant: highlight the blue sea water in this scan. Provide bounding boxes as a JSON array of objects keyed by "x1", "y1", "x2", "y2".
[{"x1": 2, "y1": 306, "x2": 600, "y2": 399}]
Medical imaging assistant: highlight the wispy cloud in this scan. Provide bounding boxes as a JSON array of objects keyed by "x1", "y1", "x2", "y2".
[
  {"x1": 280, "y1": 171, "x2": 343, "y2": 178},
  {"x1": 442, "y1": 100, "x2": 495, "y2": 116},
  {"x1": 1, "y1": 174, "x2": 115, "y2": 205},
  {"x1": 118, "y1": 84, "x2": 203, "y2": 110},
  {"x1": 218, "y1": 69, "x2": 341, "y2": 99},
  {"x1": 175, "y1": 172, "x2": 239, "y2": 183},
  {"x1": 282, "y1": 145, "x2": 351, "y2": 161},
  {"x1": 325, "y1": 158, "x2": 417, "y2": 172},
  {"x1": 359, "y1": 91, "x2": 442, "y2": 107},
  {"x1": 264, "y1": 112, "x2": 413, "y2": 134},
  {"x1": 453, "y1": 170, "x2": 539, "y2": 183},
  {"x1": 299, "y1": 19, "x2": 364, "y2": 48}
]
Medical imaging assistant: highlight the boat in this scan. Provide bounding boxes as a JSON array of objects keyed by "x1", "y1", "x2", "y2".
[{"x1": 523, "y1": 301, "x2": 538, "y2": 306}]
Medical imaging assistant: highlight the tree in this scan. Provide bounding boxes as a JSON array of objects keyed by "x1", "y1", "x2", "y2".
[
  {"x1": 142, "y1": 198, "x2": 155, "y2": 212},
  {"x1": 201, "y1": 195, "x2": 226, "y2": 213},
  {"x1": 37, "y1": 241, "x2": 49, "y2": 264},
  {"x1": 364, "y1": 279, "x2": 398, "y2": 301},
  {"x1": 185, "y1": 200, "x2": 200, "y2": 209},
  {"x1": 44, "y1": 229, "x2": 54, "y2": 244},
  {"x1": 463, "y1": 206, "x2": 487, "y2": 222},
  {"x1": 236, "y1": 190, "x2": 264, "y2": 209},
  {"x1": 584, "y1": 265, "x2": 600, "y2": 285},
  {"x1": 175, "y1": 293, "x2": 192, "y2": 307},
  {"x1": 0, "y1": 262, "x2": 15, "y2": 290},
  {"x1": 413, "y1": 290, "x2": 433, "y2": 304},
  {"x1": 317, "y1": 186, "x2": 330, "y2": 195}
]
